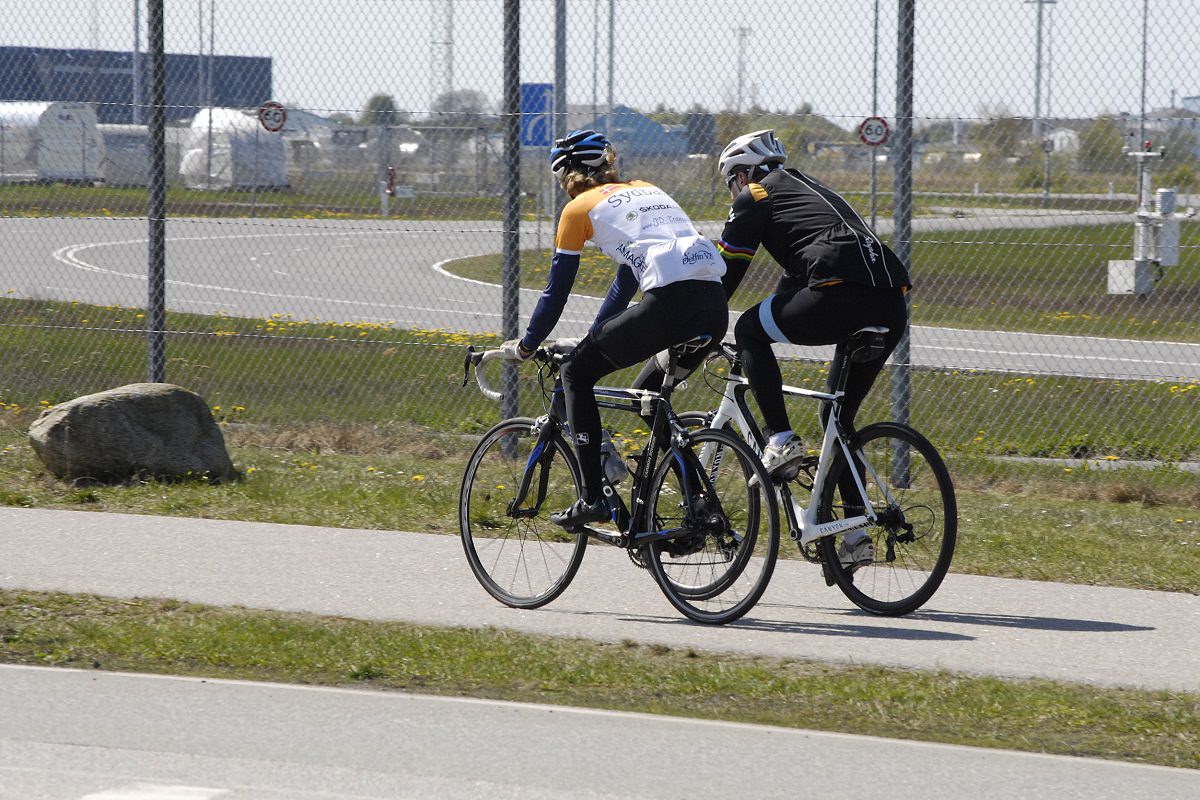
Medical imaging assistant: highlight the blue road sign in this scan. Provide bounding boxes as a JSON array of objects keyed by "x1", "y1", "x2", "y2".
[{"x1": 520, "y1": 83, "x2": 554, "y2": 147}]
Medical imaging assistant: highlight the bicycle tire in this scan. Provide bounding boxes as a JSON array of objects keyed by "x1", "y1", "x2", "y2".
[
  {"x1": 459, "y1": 417, "x2": 587, "y2": 609},
  {"x1": 816, "y1": 422, "x2": 957, "y2": 616},
  {"x1": 644, "y1": 427, "x2": 779, "y2": 624}
]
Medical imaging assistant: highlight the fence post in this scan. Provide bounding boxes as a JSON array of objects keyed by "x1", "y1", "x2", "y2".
[
  {"x1": 553, "y1": 0, "x2": 567, "y2": 222},
  {"x1": 146, "y1": 0, "x2": 167, "y2": 383},
  {"x1": 500, "y1": 0, "x2": 521, "y2": 421},
  {"x1": 890, "y1": 0, "x2": 915, "y2": 431}
]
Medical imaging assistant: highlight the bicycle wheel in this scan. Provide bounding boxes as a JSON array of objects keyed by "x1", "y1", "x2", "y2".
[
  {"x1": 459, "y1": 417, "x2": 587, "y2": 609},
  {"x1": 817, "y1": 422, "x2": 957, "y2": 616},
  {"x1": 644, "y1": 427, "x2": 779, "y2": 624}
]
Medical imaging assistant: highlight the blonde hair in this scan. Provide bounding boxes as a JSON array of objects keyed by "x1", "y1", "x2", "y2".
[{"x1": 559, "y1": 146, "x2": 621, "y2": 196}]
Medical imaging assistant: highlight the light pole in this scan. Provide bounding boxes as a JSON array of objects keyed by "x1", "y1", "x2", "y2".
[
  {"x1": 1138, "y1": 0, "x2": 1148, "y2": 148},
  {"x1": 1027, "y1": 0, "x2": 1057, "y2": 207},
  {"x1": 735, "y1": 27, "x2": 751, "y2": 114},
  {"x1": 1025, "y1": 0, "x2": 1056, "y2": 143},
  {"x1": 132, "y1": 0, "x2": 142, "y2": 124},
  {"x1": 870, "y1": 0, "x2": 880, "y2": 229},
  {"x1": 607, "y1": 0, "x2": 614, "y2": 132}
]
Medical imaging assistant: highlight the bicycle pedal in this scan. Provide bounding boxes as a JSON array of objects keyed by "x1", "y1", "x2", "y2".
[{"x1": 820, "y1": 558, "x2": 837, "y2": 587}]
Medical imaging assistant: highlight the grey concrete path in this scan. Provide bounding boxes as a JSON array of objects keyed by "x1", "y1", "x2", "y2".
[
  {"x1": 3, "y1": 507, "x2": 1197, "y2": 693},
  {"x1": 4, "y1": 665, "x2": 1197, "y2": 800}
]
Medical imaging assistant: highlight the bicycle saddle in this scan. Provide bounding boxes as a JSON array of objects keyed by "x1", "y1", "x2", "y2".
[
  {"x1": 671, "y1": 334, "x2": 713, "y2": 355},
  {"x1": 848, "y1": 327, "x2": 889, "y2": 363}
]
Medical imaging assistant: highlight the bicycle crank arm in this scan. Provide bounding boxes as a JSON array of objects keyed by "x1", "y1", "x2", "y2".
[
  {"x1": 798, "y1": 514, "x2": 870, "y2": 546},
  {"x1": 630, "y1": 527, "x2": 691, "y2": 548},
  {"x1": 581, "y1": 525, "x2": 623, "y2": 546}
]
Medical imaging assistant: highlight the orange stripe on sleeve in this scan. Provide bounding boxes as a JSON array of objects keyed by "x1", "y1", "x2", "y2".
[{"x1": 554, "y1": 191, "x2": 601, "y2": 251}]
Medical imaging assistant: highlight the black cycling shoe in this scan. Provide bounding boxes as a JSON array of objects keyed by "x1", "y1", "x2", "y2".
[{"x1": 550, "y1": 498, "x2": 610, "y2": 529}]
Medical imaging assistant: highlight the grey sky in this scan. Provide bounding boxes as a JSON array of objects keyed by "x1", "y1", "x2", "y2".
[{"x1": 3, "y1": 1, "x2": 1197, "y2": 129}]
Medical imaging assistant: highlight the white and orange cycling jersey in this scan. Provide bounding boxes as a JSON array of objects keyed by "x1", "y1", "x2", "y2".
[{"x1": 555, "y1": 180, "x2": 724, "y2": 291}]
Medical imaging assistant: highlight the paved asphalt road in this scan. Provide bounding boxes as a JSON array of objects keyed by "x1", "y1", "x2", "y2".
[
  {"x1": 3, "y1": 665, "x2": 1197, "y2": 800},
  {"x1": 2, "y1": 506, "x2": 1199, "y2": 798},
  {"x1": 4, "y1": 507, "x2": 1198, "y2": 693},
  {"x1": 4, "y1": 214, "x2": 1198, "y2": 381}
]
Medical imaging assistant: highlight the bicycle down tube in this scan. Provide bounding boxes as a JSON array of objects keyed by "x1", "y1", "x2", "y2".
[{"x1": 706, "y1": 374, "x2": 876, "y2": 546}]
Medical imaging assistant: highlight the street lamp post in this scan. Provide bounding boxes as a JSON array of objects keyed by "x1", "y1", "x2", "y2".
[
  {"x1": 735, "y1": 27, "x2": 750, "y2": 113},
  {"x1": 1027, "y1": 0, "x2": 1057, "y2": 207},
  {"x1": 870, "y1": 0, "x2": 880, "y2": 229}
]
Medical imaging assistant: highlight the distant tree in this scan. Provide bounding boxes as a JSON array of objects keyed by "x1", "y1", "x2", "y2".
[
  {"x1": 361, "y1": 94, "x2": 408, "y2": 126},
  {"x1": 972, "y1": 107, "x2": 1026, "y2": 160},
  {"x1": 428, "y1": 89, "x2": 492, "y2": 171},
  {"x1": 917, "y1": 120, "x2": 958, "y2": 145},
  {"x1": 714, "y1": 107, "x2": 849, "y2": 162},
  {"x1": 1161, "y1": 125, "x2": 1198, "y2": 168},
  {"x1": 433, "y1": 89, "x2": 490, "y2": 124},
  {"x1": 1077, "y1": 116, "x2": 1125, "y2": 172}
]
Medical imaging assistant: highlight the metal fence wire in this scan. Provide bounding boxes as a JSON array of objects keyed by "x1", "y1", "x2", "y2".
[{"x1": 1, "y1": 1, "x2": 1197, "y2": 481}]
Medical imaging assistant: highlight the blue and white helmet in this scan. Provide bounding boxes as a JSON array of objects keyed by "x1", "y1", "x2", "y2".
[{"x1": 550, "y1": 129, "x2": 611, "y2": 179}]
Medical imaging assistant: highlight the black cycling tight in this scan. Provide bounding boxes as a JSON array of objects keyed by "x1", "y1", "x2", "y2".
[
  {"x1": 735, "y1": 282, "x2": 908, "y2": 435},
  {"x1": 561, "y1": 280, "x2": 727, "y2": 503}
]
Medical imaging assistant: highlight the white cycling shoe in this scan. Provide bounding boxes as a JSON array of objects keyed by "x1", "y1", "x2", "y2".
[
  {"x1": 838, "y1": 530, "x2": 876, "y2": 573},
  {"x1": 750, "y1": 434, "x2": 807, "y2": 486}
]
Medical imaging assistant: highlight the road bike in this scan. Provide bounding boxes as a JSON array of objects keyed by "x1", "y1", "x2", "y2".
[
  {"x1": 459, "y1": 337, "x2": 780, "y2": 625},
  {"x1": 680, "y1": 326, "x2": 957, "y2": 616}
]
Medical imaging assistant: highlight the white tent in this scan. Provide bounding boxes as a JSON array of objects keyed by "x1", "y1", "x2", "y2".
[
  {"x1": 180, "y1": 107, "x2": 287, "y2": 190},
  {"x1": 0, "y1": 101, "x2": 105, "y2": 183},
  {"x1": 98, "y1": 124, "x2": 150, "y2": 187}
]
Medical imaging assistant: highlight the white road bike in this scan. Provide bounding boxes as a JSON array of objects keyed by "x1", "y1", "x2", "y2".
[{"x1": 681, "y1": 326, "x2": 957, "y2": 616}]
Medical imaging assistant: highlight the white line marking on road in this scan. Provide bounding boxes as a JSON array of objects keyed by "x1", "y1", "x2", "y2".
[
  {"x1": 913, "y1": 323, "x2": 1200, "y2": 350},
  {"x1": 432, "y1": 255, "x2": 603, "y2": 303},
  {"x1": 917, "y1": 343, "x2": 1198, "y2": 370},
  {"x1": 79, "y1": 783, "x2": 228, "y2": 800}
]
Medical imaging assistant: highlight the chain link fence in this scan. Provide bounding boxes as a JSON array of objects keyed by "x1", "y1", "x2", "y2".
[{"x1": 1, "y1": 1, "x2": 1197, "y2": 483}]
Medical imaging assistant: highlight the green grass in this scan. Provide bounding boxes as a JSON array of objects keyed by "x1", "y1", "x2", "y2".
[
  {"x1": 449, "y1": 222, "x2": 1200, "y2": 342},
  {"x1": 2, "y1": 296, "x2": 1198, "y2": 460},
  {"x1": 1, "y1": 590, "x2": 1196, "y2": 769},
  {"x1": 2, "y1": 423, "x2": 1197, "y2": 593},
  {"x1": 2, "y1": 297, "x2": 1198, "y2": 594}
]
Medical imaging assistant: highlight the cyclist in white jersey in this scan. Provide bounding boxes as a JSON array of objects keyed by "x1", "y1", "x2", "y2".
[{"x1": 499, "y1": 129, "x2": 728, "y2": 529}]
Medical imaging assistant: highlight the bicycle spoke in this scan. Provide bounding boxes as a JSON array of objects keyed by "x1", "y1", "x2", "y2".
[
  {"x1": 645, "y1": 428, "x2": 779, "y2": 624},
  {"x1": 460, "y1": 418, "x2": 587, "y2": 609},
  {"x1": 819, "y1": 422, "x2": 957, "y2": 616}
]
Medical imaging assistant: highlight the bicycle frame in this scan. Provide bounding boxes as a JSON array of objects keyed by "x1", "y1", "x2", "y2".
[
  {"x1": 703, "y1": 364, "x2": 877, "y2": 547},
  {"x1": 487, "y1": 358, "x2": 724, "y2": 552}
]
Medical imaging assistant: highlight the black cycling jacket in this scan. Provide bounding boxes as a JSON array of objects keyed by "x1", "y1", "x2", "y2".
[{"x1": 716, "y1": 166, "x2": 911, "y2": 296}]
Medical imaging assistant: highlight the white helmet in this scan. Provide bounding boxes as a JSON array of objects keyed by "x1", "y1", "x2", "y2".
[{"x1": 718, "y1": 129, "x2": 787, "y2": 187}]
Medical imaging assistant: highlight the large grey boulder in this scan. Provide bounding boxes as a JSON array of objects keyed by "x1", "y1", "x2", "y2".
[{"x1": 28, "y1": 383, "x2": 237, "y2": 483}]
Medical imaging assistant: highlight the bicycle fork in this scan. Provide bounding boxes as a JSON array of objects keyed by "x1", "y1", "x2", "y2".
[{"x1": 505, "y1": 420, "x2": 561, "y2": 520}]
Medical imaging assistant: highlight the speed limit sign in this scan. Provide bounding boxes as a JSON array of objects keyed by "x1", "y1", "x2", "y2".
[
  {"x1": 858, "y1": 116, "x2": 890, "y2": 147},
  {"x1": 258, "y1": 100, "x2": 287, "y2": 133}
]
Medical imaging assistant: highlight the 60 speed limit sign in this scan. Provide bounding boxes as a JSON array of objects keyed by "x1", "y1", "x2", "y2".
[
  {"x1": 858, "y1": 116, "x2": 890, "y2": 147},
  {"x1": 257, "y1": 100, "x2": 287, "y2": 133}
]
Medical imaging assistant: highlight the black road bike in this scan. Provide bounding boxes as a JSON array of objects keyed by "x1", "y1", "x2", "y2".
[{"x1": 460, "y1": 337, "x2": 780, "y2": 625}]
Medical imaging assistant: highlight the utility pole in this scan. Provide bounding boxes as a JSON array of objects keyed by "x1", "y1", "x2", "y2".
[
  {"x1": 1025, "y1": 0, "x2": 1056, "y2": 142},
  {"x1": 606, "y1": 0, "x2": 614, "y2": 130},
  {"x1": 735, "y1": 27, "x2": 751, "y2": 114},
  {"x1": 431, "y1": 0, "x2": 454, "y2": 106}
]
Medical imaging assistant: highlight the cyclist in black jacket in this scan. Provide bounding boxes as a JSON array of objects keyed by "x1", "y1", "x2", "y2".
[{"x1": 715, "y1": 129, "x2": 911, "y2": 479}]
